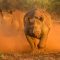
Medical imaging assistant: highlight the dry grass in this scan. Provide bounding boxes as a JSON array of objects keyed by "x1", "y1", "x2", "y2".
[{"x1": 0, "y1": 52, "x2": 60, "y2": 60}]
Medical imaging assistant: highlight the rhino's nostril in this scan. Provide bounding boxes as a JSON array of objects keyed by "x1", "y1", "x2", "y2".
[{"x1": 39, "y1": 16, "x2": 43, "y2": 22}]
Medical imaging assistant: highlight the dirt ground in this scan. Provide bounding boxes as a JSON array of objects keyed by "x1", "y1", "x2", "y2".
[
  {"x1": 46, "y1": 21, "x2": 60, "y2": 52},
  {"x1": 0, "y1": 10, "x2": 60, "y2": 54}
]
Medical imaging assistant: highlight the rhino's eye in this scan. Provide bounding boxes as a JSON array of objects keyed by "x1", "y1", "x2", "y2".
[
  {"x1": 34, "y1": 16, "x2": 43, "y2": 22},
  {"x1": 34, "y1": 16, "x2": 38, "y2": 19},
  {"x1": 39, "y1": 16, "x2": 43, "y2": 22}
]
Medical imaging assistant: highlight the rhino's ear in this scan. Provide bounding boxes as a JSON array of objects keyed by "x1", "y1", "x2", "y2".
[{"x1": 24, "y1": 8, "x2": 36, "y2": 21}]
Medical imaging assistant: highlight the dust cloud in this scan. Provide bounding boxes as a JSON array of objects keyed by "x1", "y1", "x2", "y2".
[{"x1": 0, "y1": 10, "x2": 60, "y2": 53}]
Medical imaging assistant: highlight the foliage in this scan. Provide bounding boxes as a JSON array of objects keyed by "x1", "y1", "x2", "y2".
[{"x1": 0, "y1": 0, "x2": 60, "y2": 15}]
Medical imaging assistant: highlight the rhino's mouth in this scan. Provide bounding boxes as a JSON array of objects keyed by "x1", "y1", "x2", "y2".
[{"x1": 26, "y1": 28, "x2": 43, "y2": 40}]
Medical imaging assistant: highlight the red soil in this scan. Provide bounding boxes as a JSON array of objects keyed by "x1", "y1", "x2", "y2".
[{"x1": 0, "y1": 10, "x2": 60, "y2": 53}]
